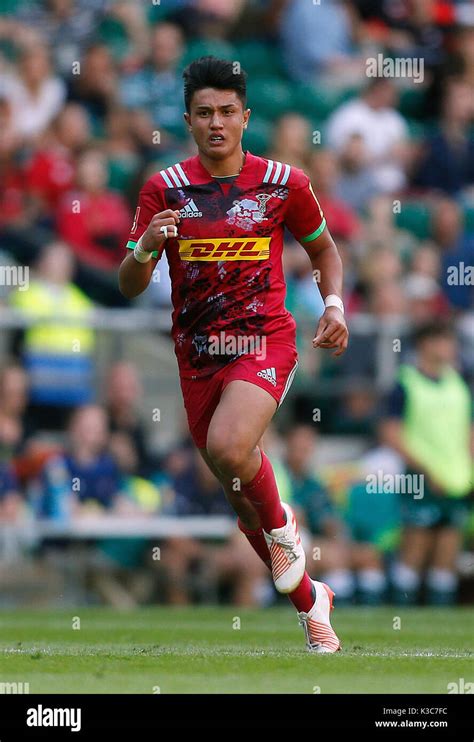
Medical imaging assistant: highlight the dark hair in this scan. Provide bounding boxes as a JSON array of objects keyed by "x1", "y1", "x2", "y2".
[
  {"x1": 412, "y1": 320, "x2": 455, "y2": 347},
  {"x1": 183, "y1": 56, "x2": 247, "y2": 113}
]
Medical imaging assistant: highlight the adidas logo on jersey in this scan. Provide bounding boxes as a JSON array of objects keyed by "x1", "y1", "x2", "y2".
[
  {"x1": 257, "y1": 367, "x2": 277, "y2": 387},
  {"x1": 180, "y1": 200, "x2": 202, "y2": 218}
]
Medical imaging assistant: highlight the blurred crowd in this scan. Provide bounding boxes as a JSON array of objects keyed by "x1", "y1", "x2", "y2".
[{"x1": 0, "y1": 0, "x2": 473, "y2": 607}]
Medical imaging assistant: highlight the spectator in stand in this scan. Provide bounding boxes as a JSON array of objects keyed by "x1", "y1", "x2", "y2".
[
  {"x1": 24, "y1": 103, "x2": 91, "y2": 223},
  {"x1": 0, "y1": 363, "x2": 30, "y2": 461},
  {"x1": 404, "y1": 274, "x2": 450, "y2": 326},
  {"x1": 33, "y1": 404, "x2": 154, "y2": 606},
  {"x1": 9, "y1": 241, "x2": 95, "y2": 432},
  {"x1": 284, "y1": 425, "x2": 355, "y2": 603},
  {"x1": 414, "y1": 78, "x2": 474, "y2": 196},
  {"x1": 0, "y1": 362, "x2": 62, "y2": 495},
  {"x1": 345, "y1": 446, "x2": 403, "y2": 605},
  {"x1": 57, "y1": 146, "x2": 131, "y2": 272},
  {"x1": 119, "y1": 22, "x2": 185, "y2": 144},
  {"x1": 410, "y1": 242, "x2": 442, "y2": 282},
  {"x1": 432, "y1": 197, "x2": 474, "y2": 311},
  {"x1": 103, "y1": 106, "x2": 142, "y2": 197},
  {"x1": 0, "y1": 461, "x2": 23, "y2": 523},
  {"x1": 334, "y1": 382, "x2": 379, "y2": 437},
  {"x1": 363, "y1": 195, "x2": 418, "y2": 256},
  {"x1": 67, "y1": 43, "x2": 118, "y2": 125},
  {"x1": 106, "y1": 361, "x2": 160, "y2": 479},
  {"x1": 334, "y1": 133, "x2": 378, "y2": 213},
  {"x1": 170, "y1": 0, "x2": 245, "y2": 41},
  {"x1": 361, "y1": 246, "x2": 403, "y2": 295},
  {"x1": 414, "y1": 77, "x2": 474, "y2": 196},
  {"x1": 35, "y1": 405, "x2": 125, "y2": 519},
  {"x1": 0, "y1": 96, "x2": 30, "y2": 231},
  {"x1": 404, "y1": 243, "x2": 450, "y2": 323},
  {"x1": 338, "y1": 279, "x2": 406, "y2": 382},
  {"x1": 381, "y1": 321, "x2": 473, "y2": 605},
  {"x1": 12, "y1": 0, "x2": 110, "y2": 77},
  {"x1": 327, "y1": 79, "x2": 409, "y2": 193},
  {"x1": 266, "y1": 113, "x2": 312, "y2": 170},
  {"x1": 307, "y1": 149, "x2": 361, "y2": 242},
  {"x1": 279, "y1": 0, "x2": 363, "y2": 85},
  {"x1": 0, "y1": 43, "x2": 66, "y2": 143},
  {"x1": 160, "y1": 449, "x2": 266, "y2": 605},
  {"x1": 454, "y1": 24, "x2": 474, "y2": 90}
]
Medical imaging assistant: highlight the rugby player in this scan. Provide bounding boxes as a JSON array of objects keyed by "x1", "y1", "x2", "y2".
[{"x1": 119, "y1": 57, "x2": 348, "y2": 652}]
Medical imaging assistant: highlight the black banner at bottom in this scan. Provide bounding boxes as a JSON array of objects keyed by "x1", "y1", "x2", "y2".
[{"x1": 0, "y1": 694, "x2": 472, "y2": 738}]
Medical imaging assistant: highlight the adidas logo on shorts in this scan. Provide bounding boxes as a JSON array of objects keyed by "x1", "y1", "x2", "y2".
[{"x1": 257, "y1": 367, "x2": 277, "y2": 387}]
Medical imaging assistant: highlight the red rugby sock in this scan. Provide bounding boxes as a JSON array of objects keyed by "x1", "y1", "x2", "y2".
[
  {"x1": 237, "y1": 519, "x2": 271, "y2": 569},
  {"x1": 237, "y1": 520, "x2": 315, "y2": 612},
  {"x1": 286, "y1": 572, "x2": 315, "y2": 613},
  {"x1": 240, "y1": 449, "x2": 286, "y2": 532}
]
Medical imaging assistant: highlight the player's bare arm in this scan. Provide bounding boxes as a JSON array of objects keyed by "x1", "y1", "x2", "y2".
[
  {"x1": 300, "y1": 227, "x2": 349, "y2": 357},
  {"x1": 118, "y1": 209, "x2": 180, "y2": 299}
]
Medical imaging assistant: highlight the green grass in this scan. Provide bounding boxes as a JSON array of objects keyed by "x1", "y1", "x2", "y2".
[{"x1": 0, "y1": 607, "x2": 472, "y2": 694}]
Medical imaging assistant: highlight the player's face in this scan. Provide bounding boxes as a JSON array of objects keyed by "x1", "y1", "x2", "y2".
[{"x1": 185, "y1": 88, "x2": 250, "y2": 161}]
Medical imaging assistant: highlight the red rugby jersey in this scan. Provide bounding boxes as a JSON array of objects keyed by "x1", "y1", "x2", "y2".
[{"x1": 126, "y1": 152, "x2": 326, "y2": 378}]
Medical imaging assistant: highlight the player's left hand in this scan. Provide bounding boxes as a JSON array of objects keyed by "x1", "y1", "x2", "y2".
[{"x1": 313, "y1": 307, "x2": 349, "y2": 357}]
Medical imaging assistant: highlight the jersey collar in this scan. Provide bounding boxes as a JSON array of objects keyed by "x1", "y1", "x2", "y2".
[{"x1": 190, "y1": 150, "x2": 262, "y2": 187}]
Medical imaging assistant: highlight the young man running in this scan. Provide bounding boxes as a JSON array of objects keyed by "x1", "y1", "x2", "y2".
[{"x1": 119, "y1": 57, "x2": 348, "y2": 653}]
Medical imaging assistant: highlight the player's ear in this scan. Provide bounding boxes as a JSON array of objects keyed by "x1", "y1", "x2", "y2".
[
  {"x1": 243, "y1": 108, "x2": 251, "y2": 129},
  {"x1": 184, "y1": 112, "x2": 192, "y2": 132}
]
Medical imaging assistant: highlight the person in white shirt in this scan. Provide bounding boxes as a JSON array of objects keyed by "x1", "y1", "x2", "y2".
[
  {"x1": 1, "y1": 44, "x2": 65, "y2": 142},
  {"x1": 327, "y1": 79, "x2": 409, "y2": 194}
]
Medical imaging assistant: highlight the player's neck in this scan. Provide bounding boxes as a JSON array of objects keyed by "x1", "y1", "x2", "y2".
[{"x1": 198, "y1": 148, "x2": 246, "y2": 178}]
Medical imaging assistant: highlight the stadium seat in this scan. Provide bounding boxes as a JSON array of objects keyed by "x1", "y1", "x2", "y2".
[
  {"x1": 345, "y1": 481, "x2": 401, "y2": 554},
  {"x1": 246, "y1": 77, "x2": 294, "y2": 120},
  {"x1": 97, "y1": 17, "x2": 130, "y2": 61},
  {"x1": 243, "y1": 116, "x2": 273, "y2": 156},
  {"x1": 395, "y1": 201, "x2": 432, "y2": 240},
  {"x1": 464, "y1": 205, "x2": 474, "y2": 235},
  {"x1": 147, "y1": 3, "x2": 181, "y2": 23},
  {"x1": 0, "y1": 0, "x2": 24, "y2": 12},
  {"x1": 180, "y1": 40, "x2": 236, "y2": 71},
  {"x1": 292, "y1": 84, "x2": 359, "y2": 123},
  {"x1": 399, "y1": 87, "x2": 426, "y2": 119},
  {"x1": 233, "y1": 41, "x2": 285, "y2": 78},
  {"x1": 406, "y1": 118, "x2": 428, "y2": 141}
]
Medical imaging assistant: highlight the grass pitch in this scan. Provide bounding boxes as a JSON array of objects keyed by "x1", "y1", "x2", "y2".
[{"x1": 0, "y1": 606, "x2": 472, "y2": 694}]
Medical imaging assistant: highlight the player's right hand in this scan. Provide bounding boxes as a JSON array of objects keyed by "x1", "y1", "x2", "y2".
[{"x1": 140, "y1": 209, "x2": 181, "y2": 252}]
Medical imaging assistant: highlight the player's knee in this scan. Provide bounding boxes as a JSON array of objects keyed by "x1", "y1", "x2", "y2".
[{"x1": 206, "y1": 433, "x2": 248, "y2": 474}]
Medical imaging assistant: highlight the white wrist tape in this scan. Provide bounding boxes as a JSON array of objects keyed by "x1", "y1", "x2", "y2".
[
  {"x1": 324, "y1": 294, "x2": 344, "y2": 314},
  {"x1": 133, "y1": 235, "x2": 152, "y2": 263}
]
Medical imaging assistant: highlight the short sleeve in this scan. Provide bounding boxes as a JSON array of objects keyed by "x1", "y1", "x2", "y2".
[
  {"x1": 284, "y1": 175, "x2": 327, "y2": 243},
  {"x1": 126, "y1": 182, "x2": 164, "y2": 259}
]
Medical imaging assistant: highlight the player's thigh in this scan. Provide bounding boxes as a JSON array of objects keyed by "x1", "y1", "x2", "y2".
[
  {"x1": 431, "y1": 527, "x2": 463, "y2": 570},
  {"x1": 206, "y1": 380, "x2": 276, "y2": 458}
]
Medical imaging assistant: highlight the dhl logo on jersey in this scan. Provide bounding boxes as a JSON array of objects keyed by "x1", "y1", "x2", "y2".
[{"x1": 178, "y1": 238, "x2": 270, "y2": 261}]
